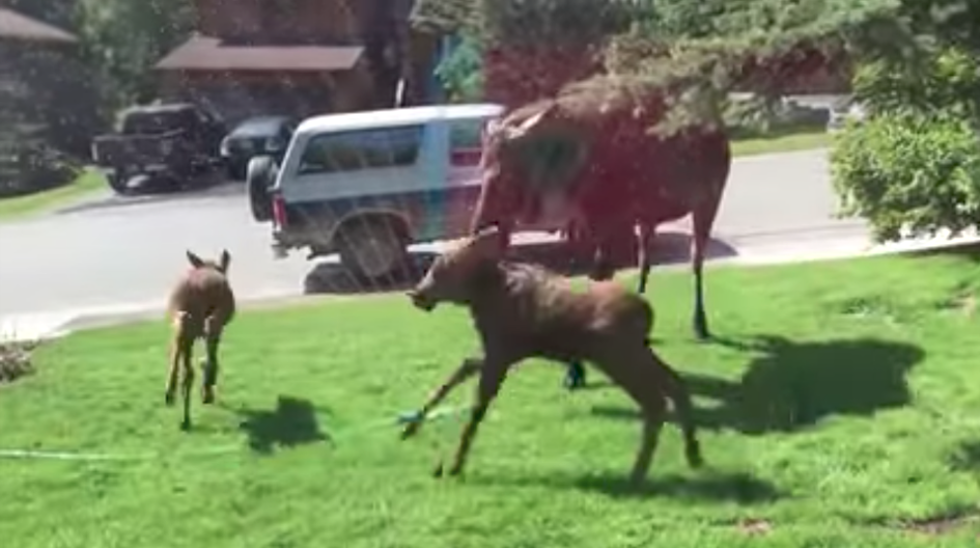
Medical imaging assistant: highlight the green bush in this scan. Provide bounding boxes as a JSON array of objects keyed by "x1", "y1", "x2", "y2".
[
  {"x1": 434, "y1": 33, "x2": 485, "y2": 103},
  {"x1": 830, "y1": 112, "x2": 980, "y2": 243},
  {"x1": 0, "y1": 340, "x2": 35, "y2": 384}
]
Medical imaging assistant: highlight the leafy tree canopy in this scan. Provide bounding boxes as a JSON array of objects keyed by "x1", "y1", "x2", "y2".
[{"x1": 413, "y1": 0, "x2": 920, "y2": 131}]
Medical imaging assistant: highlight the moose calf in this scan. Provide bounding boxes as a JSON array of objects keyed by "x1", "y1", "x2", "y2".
[
  {"x1": 165, "y1": 249, "x2": 235, "y2": 430},
  {"x1": 402, "y1": 226, "x2": 703, "y2": 485}
]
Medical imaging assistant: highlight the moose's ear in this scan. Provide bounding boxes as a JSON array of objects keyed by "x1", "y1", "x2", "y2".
[
  {"x1": 219, "y1": 249, "x2": 231, "y2": 273},
  {"x1": 186, "y1": 250, "x2": 205, "y2": 268},
  {"x1": 472, "y1": 224, "x2": 506, "y2": 258},
  {"x1": 504, "y1": 101, "x2": 557, "y2": 141}
]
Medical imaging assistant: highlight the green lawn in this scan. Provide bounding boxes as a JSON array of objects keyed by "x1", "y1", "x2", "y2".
[
  {"x1": 731, "y1": 128, "x2": 831, "y2": 157},
  {"x1": 4, "y1": 251, "x2": 980, "y2": 547},
  {"x1": 0, "y1": 169, "x2": 106, "y2": 221}
]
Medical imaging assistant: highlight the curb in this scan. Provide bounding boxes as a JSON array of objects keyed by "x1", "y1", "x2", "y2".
[{"x1": 3, "y1": 230, "x2": 980, "y2": 344}]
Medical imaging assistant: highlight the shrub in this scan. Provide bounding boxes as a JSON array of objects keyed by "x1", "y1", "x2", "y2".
[
  {"x1": 0, "y1": 340, "x2": 35, "y2": 384},
  {"x1": 434, "y1": 33, "x2": 485, "y2": 103},
  {"x1": 830, "y1": 111, "x2": 980, "y2": 243}
]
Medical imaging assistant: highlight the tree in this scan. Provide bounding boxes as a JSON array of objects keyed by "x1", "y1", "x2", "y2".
[
  {"x1": 0, "y1": 1, "x2": 104, "y2": 195},
  {"x1": 0, "y1": 0, "x2": 196, "y2": 195},
  {"x1": 829, "y1": 0, "x2": 980, "y2": 243},
  {"x1": 412, "y1": 0, "x2": 908, "y2": 129},
  {"x1": 433, "y1": 33, "x2": 484, "y2": 103},
  {"x1": 74, "y1": 0, "x2": 195, "y2": 108}
]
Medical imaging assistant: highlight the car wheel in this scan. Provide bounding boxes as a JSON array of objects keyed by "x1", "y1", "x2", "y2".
[
  {"x1": 246, "y1": 156, "x2": 276, "y2": 222},
  {"x1": 335, "y1": 218, "x2": 409, "y2": 281},
  {"x1": 105, "y1": 172, "x2": 133, "y2": 196}
]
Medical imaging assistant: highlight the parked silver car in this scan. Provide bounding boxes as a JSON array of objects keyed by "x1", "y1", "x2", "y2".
[{"x1": 826, "y1": 97, "x2": 867, "y2": 132}]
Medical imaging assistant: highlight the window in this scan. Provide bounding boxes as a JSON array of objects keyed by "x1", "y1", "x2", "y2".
[
  {"x1": 449, "y1": 117, "x2": 486, "y2": 166},
  {"x1": 298, "y1": 125, "x2": 423, "y2": 174},
  {"x1": 449, "y1": 118, "x2": 485, "y2": 150}
]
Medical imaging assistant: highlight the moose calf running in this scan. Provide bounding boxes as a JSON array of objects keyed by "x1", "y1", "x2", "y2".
[
  {"x1": 402, "y1": 226, "x2": 703, "y2": 485},
  {"x1": 165, "y1": 250, "x2": 235, "y2": 430}
]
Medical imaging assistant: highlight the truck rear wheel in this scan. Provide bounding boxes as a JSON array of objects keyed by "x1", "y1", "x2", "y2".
[
  {"x1": 105, "y1": 172, "x2": 133, "y2": 196},
  {"x1": 335, "y1": 218, "x2": 410, "y2": 281},
  {"x1": 247, "y1": 156, "x2": 276, "y2": 222}
]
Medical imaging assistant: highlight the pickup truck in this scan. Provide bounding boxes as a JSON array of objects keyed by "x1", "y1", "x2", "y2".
[
  {"x1": 91, "y1": 103, "x2": 227, "y2": 195},
  {"x1": 246, "y1": 103, "x2": 504, "y2": 281}
]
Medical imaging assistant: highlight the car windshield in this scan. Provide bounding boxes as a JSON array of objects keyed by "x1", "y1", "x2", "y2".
[
  {"x1": 233, "y1": 118, "x2": 286, "y2": 137},
  {"x1": 297, "y1": 124, "x2": 423, "y2": 174},
  {"x1": 120, "y1": 110, "x2": 190, "y2": 134},
  {"x1": 449, "y1": 117, "x2": 485, "y2": 149}
]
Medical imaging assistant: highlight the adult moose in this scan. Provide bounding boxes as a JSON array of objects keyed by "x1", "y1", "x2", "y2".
[{"x1": 471, "y1": 76, "x2": 732, "y2": 349}]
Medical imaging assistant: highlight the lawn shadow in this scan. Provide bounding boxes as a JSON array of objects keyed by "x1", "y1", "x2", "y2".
[
  {"x1": 948, "y1": 441, "x2": 980, "y2": 472},
  {"x1": 592, "y1": 334, "x2": 925, "y2": 435},
  {"x1": 301, "y1": 231, "x2": 738, "y2": 296},
  {"x1": 303, "y1": 252, "x2": 439, "y2": 295},
  {"x1": 901, "y1": 239, "x2": 980, "y2": 263},
  {"x1": 508, "y1": 231, "x2": 738, "y2": 279},
  {"x1": 576, "y1": 470, "x2": 782, "y2": 503},
  {"x1": 236, "y1": 395, "x2": 332, "y2": 454},
  {"x1": 478, "y1": 468, "x2": 782, "y2": 503}
]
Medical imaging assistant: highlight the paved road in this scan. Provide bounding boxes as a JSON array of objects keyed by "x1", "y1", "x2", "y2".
[{"x1": 0, "y1": 148, "x2": 864, "y2": 320}]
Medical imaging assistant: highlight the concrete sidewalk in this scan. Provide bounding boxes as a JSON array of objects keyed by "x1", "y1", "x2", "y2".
[{"x1": 3, "y1": 229, "x2": 979, "y2": 343}]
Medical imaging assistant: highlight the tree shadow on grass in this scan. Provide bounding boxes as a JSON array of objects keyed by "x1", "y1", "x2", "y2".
[
  {"x1": 948, "y1": 441, "x2": 980, "y2": 472},
  {"x1": 592, "y1": 334, "x2": 925, "y2": 435},
  {"x1": 477, "y1": 468, "x2": 783, "y2": 503},
  {"x1": 237, "y1": 396, "x2": 333, "y2": 454},
  {"x1": 575, "y1": 470, "x2": 782, "y2": 502},
  {"x1": 302, "y1": 232, "x2": 738, "y2": 296}
]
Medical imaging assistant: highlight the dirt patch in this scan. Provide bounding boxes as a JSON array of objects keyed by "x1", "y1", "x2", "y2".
[
  {"x1": 737, "y1": 518, "x2": 772, "y2": 536},
  {"x1": 895, "y1": 512, "x2": 979, "y2": 535},
  {"x1": 943, "y1": 293, "x2": 976, "y2": 317},
  {"x1": 0, "y1": 340, "x2": 35, "y2": 384}
]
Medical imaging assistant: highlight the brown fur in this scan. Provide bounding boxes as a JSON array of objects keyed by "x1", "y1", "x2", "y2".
[
  {"x1": 403, "y1": 227, "x2": 703, "y2": 484},
  {"x1": 165, "y1": 249, "x2": 235, "y2": 430}
]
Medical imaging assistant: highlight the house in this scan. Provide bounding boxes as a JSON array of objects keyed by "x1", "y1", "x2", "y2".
[
  {"x1": 0, "y1": 8, "x2": 89, "y2": 196},
  {"x1": 155, "y1": 0, "x2": 390, "y2": 125},
  {"x1": 0, "y1": 8, "x2": 76, "y2": 44}
]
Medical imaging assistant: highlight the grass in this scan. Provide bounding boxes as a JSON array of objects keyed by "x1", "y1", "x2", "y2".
[
  {"x1": 4, "y1": 251, "x2": 980, "y2": 547},
  {"x1": 731, "y1": 128, "x2": 831, "y2": 157},
  {"x1": 0, "y1": 169, "x2": 106, "y2": 221}
]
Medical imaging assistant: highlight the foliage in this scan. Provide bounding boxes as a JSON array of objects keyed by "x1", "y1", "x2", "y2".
[
  {"x1": 831, "y1": 111, "x2": 980, "y2": 242},
  {"x1": 412, "y1": 0, "x2": 643, "y2": 44},
  {"x1": 0, "y1": 43, "x2": 100, "y2": 196},
  {"x1": 851, "y1": 46, "x2": 980, "y2": 120},
  {"x1": 0, "y1": 0, "x2": 195, "y2": 197},
  {"x1": 74, "y1": 0, "x2": 195, "y2": 107},
  {"x1": 0, "y1": 340, "x2": 34, "y2": 384},
  {"x1": 828, "y1": 0, "x2": 980, "y2": 242},
  {"x1": 410, "y1": 0, "x2": 479, "y2": 34},
  {"x1": 434, "y1": 33, "x2": 485, "y2": 103},
  {"x1": 414, "y1": 0, "x2": 911, "y2": 133}
]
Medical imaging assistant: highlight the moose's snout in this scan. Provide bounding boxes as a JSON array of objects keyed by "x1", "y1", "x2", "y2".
[{"x1": 407, "y1": 288, "x2": 436, "y2": 312}]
